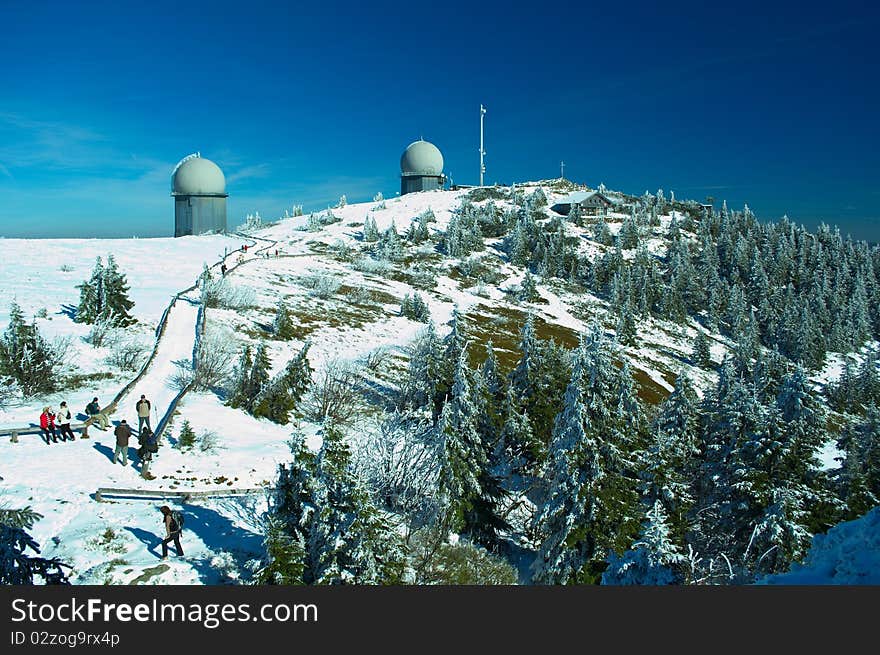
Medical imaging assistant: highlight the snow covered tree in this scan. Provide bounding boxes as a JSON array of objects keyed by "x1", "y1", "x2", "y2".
[
  {"x1": 272, "y1": 303, "x2": 296, "y2": 340},
  {"x1": 0, "y1": 301, "x2": 60, "y2": 395},
  {"x1": 402, "y1": 322, "x2": 442, "y2": 412},
  {"x1": 363, "y1": 216, "x2": 379, "y2": 242},
  {"x1": 176, "y1": 419, "x2": 196, "y2": 451},
  {"x1": 400, "y1": 293, "x2": 430, "y2": 322},
  {"x1": 75, "y1": 257, "x2": 104, "y2": 324},
  {"x1": 306, "y1": 426, "x2": 405, "y2": 584},
  {"x1": 100, "y1": 255, "x2": 136, "y2": 326},
  {"x1": 436, "y1": 350, "x2": 487, "y2": 532},
  {"x1": 531, "y1": 327, "x2": 642, "y2": 584},
  {"x1": 227, "y1": 346, "x2": 254, "y2": 410},
  {"x1": 838, "y1": 405, "x2": 880, "y2": 519},
  {"x1": 0, "y1": 506, "x2": 70, "y2": 585},
  {"x1": 692, "y1": 329, "x2": 712, "y2": 368},
  {"x1": 519, "y1": 270, "x2": 539, "y2": 303},
  {"x1": 601, "y1": 500, "x2": 685, "y2": 585}
]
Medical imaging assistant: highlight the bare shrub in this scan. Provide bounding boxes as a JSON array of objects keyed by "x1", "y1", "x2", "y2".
[
  {"x1": 304, "y1": 359, "x2": 360, "y2": 426},
  {"x1": 353, "y1": 257, "x2": 391, "y2": 276},
  {"x1": 362, "y1": 346, "x2": 391, "y2": 372},
  {"x1": 198, "y1": 430, "x2": 224, "y2": 454},
  {"x1": 352, "y1": 413, "x2": 438, "y2": 516},
  {"x1": 202, "y1": 278, "x2": 256, "y2": 309},
  {"x1": 192, "y1": 327, "x2": 237, "y2": 391},
  {"x1": 84, "y1": 315, "x2": 116, "y2": 347},
  {"x1": 105, "y1": 336, "x2": 150, "y2": 372},
  {"x1": 301, "y1": 274, "x2": 341, "y2": 299},
  {"x1": 348, "y1": 285, "x2": 375, "y2": 306}
]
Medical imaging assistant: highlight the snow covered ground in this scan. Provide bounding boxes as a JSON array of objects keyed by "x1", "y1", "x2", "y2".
[{"x1": 0, "y1": 184, "x2": 864, "y2": 584}]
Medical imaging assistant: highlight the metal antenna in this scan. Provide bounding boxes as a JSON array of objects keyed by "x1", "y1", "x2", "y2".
[
  {"x1": 479, "y1": 104, "x2": 487, "y2": 186},
  {"x1": 560, "y1": 160, "x2": 565, "y2": 180}
]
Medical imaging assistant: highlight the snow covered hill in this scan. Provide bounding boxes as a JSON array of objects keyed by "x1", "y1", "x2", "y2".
[{"x1": 0, "y1": 182, "x2": 876, "y2": 585}]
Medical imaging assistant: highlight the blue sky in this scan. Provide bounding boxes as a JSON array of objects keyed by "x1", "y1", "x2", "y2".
[{"x1": 0, "y1": 0, "x2": 878, "y2": 240}]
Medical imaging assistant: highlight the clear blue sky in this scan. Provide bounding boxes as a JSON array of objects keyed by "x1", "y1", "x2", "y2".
[{"x1": 0, "y1": 0, "x2": 878, "y2": 240}]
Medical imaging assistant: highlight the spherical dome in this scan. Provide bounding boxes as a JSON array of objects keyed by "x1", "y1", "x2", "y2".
[
  {"x1": 172, "y1": 157, "x2": 226, "y2": 195},
  {"x1": 400, "y1": 139, "x2": 444, "y2": 176}
]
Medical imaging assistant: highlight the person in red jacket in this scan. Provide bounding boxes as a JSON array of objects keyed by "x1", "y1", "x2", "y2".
[{"x1": 39, "y1": 407, "x2": 58, "y2": 444}]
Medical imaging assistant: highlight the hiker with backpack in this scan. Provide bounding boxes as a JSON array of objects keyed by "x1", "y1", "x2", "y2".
[
  {"x1": 56, "y1": 401, "x2": 76, "y2": 441},
  {"x1": 39, "y1": 407, "x2": 58, "y2": 444},
  {"x1": 137, "y1": 426, "x2": 159, "y2": 480},
  {"x1": 135, "y1": 394, "x2": 152, "y2": 433},
  {"x1": 159, "y1": 505, "x2": 184, "y2": 559},
  {"x1": 113, "y1": 419, "x2": 132, "y2": 465}
]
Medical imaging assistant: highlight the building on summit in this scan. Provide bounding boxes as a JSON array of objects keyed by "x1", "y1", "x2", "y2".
[
  {"x1": 172, "y1": 153, "x2": 228, "y2": 236},
  {"x1": 551, "y1": 190, "x2": 612, "y2": 217},
  {"x1": 400, "y1": 139, "x2": 446, "y2": 195}
]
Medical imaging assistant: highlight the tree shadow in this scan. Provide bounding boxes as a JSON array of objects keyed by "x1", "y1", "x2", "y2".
[
  {"x1": 125, "y1": 527, "x2": 162, "y2": 559},
  {"x1": 59, "y1": 304, "x2": 78, "y2": 321},
  {"x1": 177, "y1": 502, "x2": 265, "y2": 584}
]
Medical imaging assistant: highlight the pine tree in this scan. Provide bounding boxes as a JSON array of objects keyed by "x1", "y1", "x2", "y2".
[
  {"x1": 436, "y1": 350, "x2": 487, "y2": 531},
  {"x1": 75, "y1": 257, "x2": 104, "y2": 324},
  {"x1": 519, "y1": 271, "x2": 539, "y2": 302},
  {"x1": 273, "y1": 303, "x2": 296, "y2": 340},
  {"x1": 363, "y1": 216, "x2": 380, "y2": 242},
  {"x1": 248, "y1": 343, "x2": 272, "y2": 406},
  {"x1": 0, "y1": 301, "x2": 58, "y2": 395},
  {"x1": 227, "y1": 346, "x2": 254, "y2": 409},
  {"x1": 692, "y1": 329, "x2": 712, "y2": 368},
  {"x1": 101, "y1": 254, "x2": 136, "y2": 326},
  {"x1": 306, "y1": 426, "x2": 405, "y2": 584},
  {"x1": 531, "y1": 327, "x2": 642, "y2": 584},
  {"x1": 177, "y1": 420, "x2": 196, "y2": 450},
  {"x1": 0, "y1": 506, "x2": 70, "y2": 585},
  {"x1": 403, "y1": 322, "x2": 442, "y2": 411},
  {"x1": 838, "y1": 405, "x2": 880, "y2": 519},
  {"x1": 601, "y1": 500, "x2": 685, "y2": 585}
]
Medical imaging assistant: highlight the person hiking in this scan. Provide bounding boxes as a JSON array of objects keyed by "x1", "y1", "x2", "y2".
[
  {"x1": 86, "y1": 397, "x2": 110, "y2": 430},
  {"x1": 56, "y1": 401, "x2": 75, "y2": 441},
  {"x1": 137, "y1": 426, "x2": 158, "y2": 480},
  {"x1": 159, "y1": 505, "x2": 184, "y2": 559},
  {"x1": 220, "y1": 263, "x2": 227, "y2": 277},
  {"x1": 113, "y1": 419, "x2": 132, "y2": 465},
  {"x1": 39, "y1": 407, "x2": 57, "y2": 444},
  {"x1": 135, "y1": 394, "x2": 152, "y2": 433}
]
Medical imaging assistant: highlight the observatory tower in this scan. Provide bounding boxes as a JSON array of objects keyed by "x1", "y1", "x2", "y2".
[
  {"x1": 171, "y1": 153, "x2": 228, "y2": 237},
  {"x1": 400, "y1": 139, "x2": 445, "y2": 195}
]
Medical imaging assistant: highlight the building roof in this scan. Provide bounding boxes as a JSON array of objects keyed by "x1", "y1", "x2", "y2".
[
  {"x1": 400, "y1": 139, "x2": 444, "y2": 176},
  {"x1": 560, "y1": 190, "x2": 611, "y2": 205},
  {"x1": 172, "y1": 156, "x2": 227, "y2": 196}
]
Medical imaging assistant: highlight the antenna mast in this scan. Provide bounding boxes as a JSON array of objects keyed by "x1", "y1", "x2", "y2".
[
  {"x1": 560, "y1": 160, "x2": 565, "y2": 180},
  {"x1": 479, "y1": 104, "x2": 487, "y2": 186}
]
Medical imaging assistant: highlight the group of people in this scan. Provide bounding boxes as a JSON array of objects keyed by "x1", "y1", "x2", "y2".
[
  {"x1": 112, "y1": 394, "x2": 159, "y2": 479},
  {"x1": 40, "y1": 393, "x2": 160, "y2": 479},
  {"x1": 39, "y1": 401, "x2": 76, "y2": 444}
]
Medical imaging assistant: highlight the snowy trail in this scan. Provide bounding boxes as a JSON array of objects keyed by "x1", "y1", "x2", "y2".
[{"x1": 110, "y1": 294, "x2": 201, "y2": 435}]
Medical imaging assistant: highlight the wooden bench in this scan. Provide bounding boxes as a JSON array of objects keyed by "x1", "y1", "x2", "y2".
[
  {"x1": 0, "y1": 418, "x2": 95, "y2": 443},
  {"x1": 95, "y1": 486, "x2": 269, "y2": 502}
]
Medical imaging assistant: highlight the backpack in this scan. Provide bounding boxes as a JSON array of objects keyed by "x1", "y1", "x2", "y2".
[{"x1": 170, "y1": 510, "x2": 185, "y2": 532}]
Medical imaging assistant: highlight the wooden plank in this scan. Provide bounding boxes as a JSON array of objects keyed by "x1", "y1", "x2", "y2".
[{"x1": 95, "y1": 486, "x2": 268, "y2": 502}]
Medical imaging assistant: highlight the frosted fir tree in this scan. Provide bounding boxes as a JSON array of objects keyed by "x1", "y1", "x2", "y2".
[
  {"x1": 400, "y1": 293, "x2": 430, "y2": 322},
  {"x1": 509, "y1": 313, "x2": 541, "y2": 406},
  {"x1": 378, "y1": 221, "x2": 404, "y2": 261},
  {"x1": 436, "y1": 350, "x2": 487, "y2": 531},
  {"x1": 531, "y1": 327, "x2": 642, "y2": 584},
  {"x1": 101, "y1": 254, "x2": 136, "y2": 326},
  {"x1": 0, "y1": 506, "x2": 70, "y2": 585},
  {"x1": 519, "y1": 270, "x2": 539, "y2": 303},
  {"x1": 403, "y1": 321, "x2": 442, "y2": 412},
  {"x1": 0, "y1": 301, "x2": 59, "y2": 395},
  {"x1": 363, "y1": 216, "x2": 380, "y2": 242},
  {"x1": 480, "y1": 340, "x2": 505, "y2": 408},
  {"x1": 601, "y1": 500, "x2": 685, "y2": 585},
  {"x1": 254, "y1": 341, "x2": 314, "y2": 423},
  {"x1": 75, "y1": 257, "x2": 104, "y2": 324},
  {"x1": 616, "y1": 297, "x2": 637, "y2": 346},
  {"x1": 176, "y1": 419, "x2": 196, "y2": 451},
  {"x1": 306, "y1": 426, "x2": 405, "y2": 584},
  {"x1": 618, "y1": 214, "x2": 640, "y2": 250},
  {"x1": 593, "y1": 217, "x2": 613, "y2": 246},
  {"x1": 273, "y1": 303, "x2": 296, "y2": 340},
  {"x1": 336, "y1": 194, "x2": 346, "y2": 208},
  {"x1": 838, "y1": 405, "x2": 880, "y2": 519},
  {"x1": 692, "y1": 329, "x2": 712, "y2": 368},
  {"x1": 226, "y1": 346, "x2": 253, "y2": 409},
  {"x1": 493, "y1": 387, "x2": 536, "y2": 482}
]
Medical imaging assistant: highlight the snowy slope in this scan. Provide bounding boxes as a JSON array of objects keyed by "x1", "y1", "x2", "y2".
[{"x1": 0, "y1": 184, "x2": 861, "y2": 584}]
